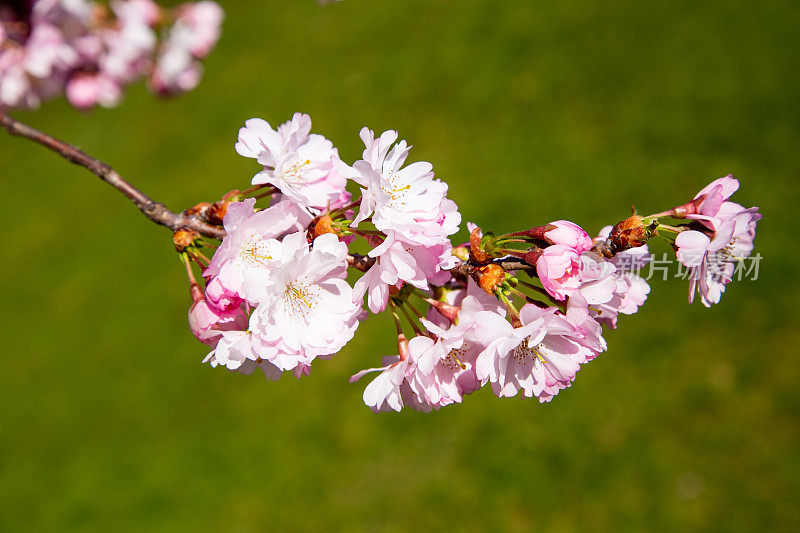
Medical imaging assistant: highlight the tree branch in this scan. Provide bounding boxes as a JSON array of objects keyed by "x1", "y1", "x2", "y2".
[{"x1": 0, "y1": 111, "x2": 226, "y2": 240}]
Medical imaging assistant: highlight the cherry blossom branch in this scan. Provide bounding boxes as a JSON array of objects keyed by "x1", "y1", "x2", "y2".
[{"x1": 0, "y1": 111, "x2": 226, "y2": 240}]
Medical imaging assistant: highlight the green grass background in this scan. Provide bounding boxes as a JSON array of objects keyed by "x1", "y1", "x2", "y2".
[{"x1": 2, "y1": 0, "x2": 798, "y2": 530}]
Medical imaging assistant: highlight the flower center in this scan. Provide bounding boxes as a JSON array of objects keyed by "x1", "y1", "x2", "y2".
[
  {"x1": 512, "y1": 337, "x2": 548, "y2": 366},
  {"x1": 443, "y1": 344, "x2": 470, "y2": 371},
  {"x1": 717, "y1": 236, "x2": 746, "y2": 261},
  {"x1": 282, "y1": 279, "x2": 322, "y2": 320},
  {"x1": 278, "y1": 158, "x2": 312, "y2": 185},
  {"x1": 556, "y1": 261, "x2": 580, "y2": 283},
  {"x1": 239, "y1": 235, "x2": 278, "y2": 268},
  {"x1": 380, "y1": 172, "x2": 411, "y2": 208}
]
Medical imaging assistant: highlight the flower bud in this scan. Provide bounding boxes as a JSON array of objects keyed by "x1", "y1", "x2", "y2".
[
  {"x1": 475, "y1": 264, "x2": 506, "y2": 294},
  {"x1": 173, "y1": 229, "x2": 200, "y2": 252},
  {"x1": 426, "y1": 298, "x2": 460, "y2": 324},
  {"x1": 611, "y1": 215, "x2": 648, "y2": 249},
  {"x1": 188, "y1": 300, "x2": 248, "y2": 347},
  {"x1": 535, "y1": 245, "x2": 581, "y2": 300},
  {"x1": 544, "y1": 220, "x2": 592, "y2": 252},
  {"x1": 311, "y1": 213, "x2": 337, "y2": 238}
]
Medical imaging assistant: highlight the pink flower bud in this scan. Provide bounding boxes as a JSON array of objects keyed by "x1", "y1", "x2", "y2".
[
  {"x1": 188, "y1": 300, "x2": 247, "y2": 347},
  {"x1": 544, "y1": 220, "x2": 592, "y2": 253},
  {"x1": 536, "y1": 244, "x2": 582, "y2": 300},
  {"x1": 204, "y1": 276, "x2": 242, "y2": 312}
]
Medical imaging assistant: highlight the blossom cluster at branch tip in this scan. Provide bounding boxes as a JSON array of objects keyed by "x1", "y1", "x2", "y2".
[
  {"x1": 0, "y1": 0, "x2": 223, "y2": 110},
  {"x1": 183, "y1": 113, "x2": 761, "y2": 412}
]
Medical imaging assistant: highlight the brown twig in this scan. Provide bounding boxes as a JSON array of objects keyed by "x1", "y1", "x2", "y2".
[
  {"x1": 347, "y1": 253, "x2": 376, "y2": 272},
  {"x1": 0, "y1": 111, "x2": 226, "y2": 240}
]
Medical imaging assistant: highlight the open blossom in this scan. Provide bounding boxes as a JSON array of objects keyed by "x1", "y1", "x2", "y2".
[
  {"x1": 204, "y1": 198, "x2": 310, "y2": 303},
  {"x1": 0, "y1": 0, "x2": 223, "y2": 110},
  {"x1": 203, "y1": 329, "x2": 283, "y2": 379},
  {"x1": 536, "y1": 244, "x2": 582, "y2": 300},
  {"x1": 65, "y1": 72, "x2": 122, "y2": 108},
  {"x1": 350, "y1": 284, "x2": 500, "y2": 412},
  {"x1": 686, "y1": 174, "x2": 739, "y2": 221},
  {"x1": 350, "y1": 333, "x2": 475, "y2": 413},
  {"x1": 173, "y1": 1, "x2": 223, "y2": 58},
  {"x1": 598, "y1": 273, "x2": 650, "y2": 325},
  {"x1": 473, "y1": 304, "x2": 596, "y2": 402},
  {"x1": 354, "y1": 231, "x2": 457, "y2": 313},
  {"x1": 235, "y1": 113, "x2": 347, "y2": 212},
  {"x1": 347, "y1": 128, "x2": 461, "y2": 246},
  {"x1": 149, "y1": 1, "x2": 223, "y2": 95},
  {"x1": 676, "y1": 206, "x2": 761, "y2": 307},
  {"x1": 564, "y1": 252, "x2": 617, "y2": 327},
  {"x1": 350, "y1": 352, "x2": 412, "y2": 413},
  {"x1": 409, "y1": 319, "x2": 483, "y2": 408},
  {"x1": 250, "y1": 232, "x2": 362, "y2": 371}
]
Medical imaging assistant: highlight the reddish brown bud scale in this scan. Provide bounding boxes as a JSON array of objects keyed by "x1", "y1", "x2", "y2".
[
  {"x1": 528, "y1": 224, "x2": 555, "y2": 241},
  {"x1": 388, "y1": 284, "x2": 403, "y2": 296},
  {"x1": 611, "y1": 215, "x2": 648, "y2": 249},
  {"x1": 475, "y1": 264, "x2": 506, "y2": 294},
  {"x1": 207, "y1": 202, "x2": 229, "y2": 226},
  {"x1": 522, "y1": 248, "x2": 543, "y2": 266},
  {"x1": 312, "y1": 213, "x2": 337, "y2": 238},
  {"x1": 189, "y1": 283, "x2": 204, "y2": 303},
  {"x1": 185, "y1": 202, "x2": 211, "y2": 217},
  {"x1": 173, "y1": 229, "x2": 199, "y2": 252},
  {"x1": 469, "y1": 227, "x2": 490, "y2": 262},
  {"x1": 206, "y1": 190, "x2": 242, "y2": 225}
]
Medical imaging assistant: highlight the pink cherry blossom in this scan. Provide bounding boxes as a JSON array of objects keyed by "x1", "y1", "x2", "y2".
[
  {"x1": 235, "y1": 113, "x2": 347, "y2": 212},
  {"x1": 0, "y1": 0, "x2": 223, "y2": 109},
  {"x1": 353, "y1": 231, "x2": 456, "y2": 314},
  {"x1": 65, "y1": 72, "x2": 122, "y2": 108},
  {"x1": 250, "y1": 233, "x2": 362, "y2": 371},
  {"x1": 347, "y1": 127, "x2": 460, "y2": 246},
  {"x1": 409, "y1": 320, "x2": 483, "y2": 408},
  {"x1": 687, "y1": 175, "x2": 739, "y2": 220},
  {"x1": 204, "y1": 198, "x2": 310, "y2": 304},
  {"x1": 473, "y1": 304, "x2": 596, "y2": 402},
  {"x1": 350, "y1": 353, "x2": 412, "y2": 413},
  {"x1": 350, "y1": 286, "x2": 504, "y2": 413},
  {"x1": 536, "y1": 244, "x2": 582, "y2": 300},
  {"x1": 149, "y1": 1, "x2": 222, "y2": 95},
  {"x1": 425, "y1": 278, "x2": 505, "y2": 328},
  {"x1": 173, "y1": 1, "x2": 223, "y2": 58},
  {"x1": 563, "y1": 254, "x2": 616, "y2": 350},
  {"x1": 675, "y1": 206, "x2": 761, "y2": 307},
  {"x1": 203, "y1": 329, "x2": 282, "y2": 379}
]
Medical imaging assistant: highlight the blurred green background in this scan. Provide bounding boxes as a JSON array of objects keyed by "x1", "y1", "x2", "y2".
[{"x1": 2, "y1": 0, "x2": 798, "y2": 530}]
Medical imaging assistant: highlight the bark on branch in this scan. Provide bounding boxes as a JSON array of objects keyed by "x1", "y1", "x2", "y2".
[{"x1": 0, "y1": 111, "x2": 226, "y2": 240}]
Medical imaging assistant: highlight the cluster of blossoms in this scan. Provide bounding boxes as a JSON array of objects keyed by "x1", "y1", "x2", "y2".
[
  {"x1": 0, "y1": 0, "x2": 223, "y2": 110},
  {"x1": 177, "y1": 113, "x2": 761, "y2": 413}
]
